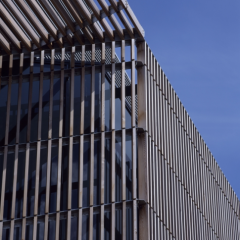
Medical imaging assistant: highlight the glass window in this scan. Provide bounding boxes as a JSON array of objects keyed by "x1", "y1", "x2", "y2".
[
  {"x1": 94, "y1": 73, "x2": 101, "y2": 133},
  {"x1": 59, "y1": 218, "x2": 67, "y2": 240},
  {"x1": 93, "y1": 213, "x2": 100, "y2": 240},
  {"x1": 41, "y1": 79, "x2": 50, "y2": 140},
  {"x1": 48, "y1": 218, "x2": 56, "y2": 240},
  {"x1": 27, "y1": 148, "x2": 37, "y2": 217},
  {"x1": 125, "y1": 70, "x2": 132, "y2": 130},
  {"x1": 71, "y1": 215, "x2": 78, "y2": 240},
  {"x1": 1, "y1": 60, "x2": 9, "y2": 77},
  {"x1": 82, "y1": 213, "x2": 89, "y2": 240},
  {"x1": 72, "y1": 143, "x2": 79, "y2": 209},
  {"x1": 44, "y1": 60, "x2": 51, "y2": 72},
  {"x1": 9, "y1": 82, "x2": 19, "y2": 145},
  {"x1": 115, "y1": 208, "x2": 122, "y2": 239},
  {"x1": 126, "y1": 206, "x2": 133, "y2": 240},
  {"x1": 104, "y1": 211, "x2": 110, "y2": 240},
  {"x1": 84, "y1": 74, "x2": 91, "y2": 134},
  {"x1": 38, "y1": 147, "x2": 48, "y2": 215},
  {"x1": 83, "y1": 141, "x2": 90, "y2": 208},
  {"x1": 94, "y1": 140, "x2": 101, "y2": 206},
  {"x1": 115, "y1": 71, "x2": 121, "y2": 131},
  {"x1": 36, "y1": 222, "x2": 44, "y2": 240},
  {"x1": 30, "y1": 80, "x2": 40, "y2": 142},
  {"x1": 0, "y1": 84, "x2": 8, "y2": 145},
  {"x1": 19, "y1": 82, "x2": 29, "y2": 144},
  {"x1": 33, "y1": 57, "x2": 40, "y2": 74},
  {"x1": 126, "y1": 134, "x2": 132, "y2": 200},
  {"x1": 52, "y1": 78, "x2": 60, "y2": 139},
  {"x1": 49, "y1": 146, "x2": 58, "y2": 213},
  {"x1": 63, "y1": 78, "x2": 70, "y2": 137},
  {"x1": 14, "y1": 224, "x2": 22, "y2": 240},
  {"x1": 105, "y1": 76, "x2": 111, "y2": 131},
  {"x1": 12, "y1": 59, "x2": 20, "y2": 76},
  {"x1": 54, "y1": 59, "x2": 61, "y2": 72},
  {"x1": 4, "y1": 152, "x2": 15, "y2": 220},
  {"x1": 60, "y1": 145, "x2": 68, "y2": 211},
  {"x1": 2, "y1": 228, "x2": 10, "y2": 240},
  {"x1": 15, "y1": 151, "x2": 25, "y2": 219},
  {"x1": 25, "y1": 222, "x2": 33, "y2": 240},
  {"x1": 74, "y1": 76, "x2": 81, "y2": 136},
  {"x1": 115, "y1": 135, "x2": 122, "y2": 202},
  {"x1": 0, "y1": 153, "x2": 3, "y2": 205},
  {"x1": 104, "y1": 138, "x2": 111, "y2": 204},
  {"x1": 22, "y1": 59, "x2": 30, "y2": 75}
]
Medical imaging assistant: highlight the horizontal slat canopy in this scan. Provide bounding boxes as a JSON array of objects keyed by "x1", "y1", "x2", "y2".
[{"x1": 0, "y1": 0, "x2": 144, "y2": 55}]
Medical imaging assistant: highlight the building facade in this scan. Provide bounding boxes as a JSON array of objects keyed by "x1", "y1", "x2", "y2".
[{"x1": 0, "y1": 1, "x2": 239, "y2": 240}]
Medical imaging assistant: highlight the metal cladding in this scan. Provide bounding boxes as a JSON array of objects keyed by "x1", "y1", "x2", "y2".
[
  {"x1": 137, "y1": 42, "x2": 240, "y2": 240},
  {"x1": 0, "y1": 1, "x2": 239, "y2": 240}
]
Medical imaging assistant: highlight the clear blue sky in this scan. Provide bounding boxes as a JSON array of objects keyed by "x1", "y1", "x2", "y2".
[{"x1": 130, "y1": 0, "x2": 240, "y2": 198}]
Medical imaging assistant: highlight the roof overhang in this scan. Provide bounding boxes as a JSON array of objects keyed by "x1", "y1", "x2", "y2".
[{"x1": 0, "y1": 0, "x2": 145, "y2": 55}]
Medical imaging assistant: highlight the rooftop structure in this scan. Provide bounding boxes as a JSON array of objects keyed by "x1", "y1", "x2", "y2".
[{"x1": 0, "y1": 1, "x2": 239, "y2": 240}]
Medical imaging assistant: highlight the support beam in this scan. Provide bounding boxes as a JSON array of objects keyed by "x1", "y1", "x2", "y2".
[
  {"x1": 0, "y1": 19, "x2": 21, "y2": 52},
  {"x1": 85, "y1": 0, "x2": 114, "y2": 40},
  {"x1": 119, "y1": 0, "x2": 145, "y2": 38},
  {"x1": 98, "y1": 0, "x2": 124, "y2": 40},
  {"x1": 25, "y1": 0, "x2": 63, "y2": 48},
  {"x1": 15, "y1": 0, "x2": 51, "y2": 48},
  {"x1": 73, "y1": 0, "x2": 104, "y2": 42},
  {"x1": 3, "y1": 0, "x2": 41, "y2": 48},
  {"x1": 0, "y1": 3, "x2": 31, "y2": 51},
  {"x1": 0, "y1": 32, "x2": 11, "y2": 55}
]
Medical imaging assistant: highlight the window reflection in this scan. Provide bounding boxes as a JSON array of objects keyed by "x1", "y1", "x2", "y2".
[
  {"x1": 126, "y1": 134, "x2": 132, "y2": 200},
  {"x1": 9, "y1": 82, "x2": 19, "y2": 145},
  {"x1": 94, "y1": 139, "x2": 101, "y2": 206},
  {"x1": 49, "y1": 146, "x2": 58, "y2": 213},
  {"x1": 72, "y1": 143, "x2": 79, "y2": 209},
  {"x1": 27, "y1": 148, "x2": 37, "y2": 217},
  {"x1": 71, "y1": 215, "x2": 78, "y2": 240},
  {"x1": 61, "y1": 145, "x2": 68, "y2": 211},
  {"x1": 38, "y1": 147, "x2": 48, "y2": 215},
  {"x1": 104, "y1": 211, "x2": 110, "y2": 240},
  {"x1": 0, "y1": 84, "x2": 8, "y2": 145},
  {"x1": 48, "y1": 217, "x2": 56, "y2": 240},
  {"x1": 59, "y1": 218, "x2": 67, "y2": 240},
  {"x1": 0, "y1": 153, "x2": 3, "y2": 204},
  {"x1": 2, "y1": 228, "x2": 10, "y2": 240},
  {"x1": 82, "y1": 213, "x2": 89, "y2": 240},
  {"x1": 84, "y1": 74, "x2": 91, "y2": 134},
  {"x1": 105, "y1": 76, "x2": 111, "y2": 131},
  {"x1": 74, "y1": 76, "x2": 81, "y2": 136},
  {"x1": 94, "y1": 73, "x2": 101, "y2": 133},
  {"x1": 63, "y1": 78, "x2": 70, "y2": 137},
  {"x1": 93, "y1": 212, "x2": 100, "y2": 240},
  {"x1": 115, "y1": 208, "x2": 122, "y2": 239},
  {"x1": 126, "y1": 206, "x2": 133, "y2": 240},
  {"x1": 15, "y1": 151, "x2": 25, "y2": 219},
  {"x1": 4, "y1": 152, "x2": 15, "y2": 220},
  {"x1": 41, "y1": 79, "x2": 50, "y2": 140},
  {"x1": 52, "y1": 78, "x2": 61, "y2": 139},
  {"x1": 19, "y1": 82, "x2": 29, "y2": 144},
  {"x1": 25, "y1": 222, "x2": 33, "y2": 240},
  {"x1": 115, "y1": 135, "x2": 122, "y2": 202},
  {"x1": 14, "y1": 224, "x2": 22, "y2": 240},
  {"x1": 83, "y1": 141, "x2": 90, "y2": 207},
  {"x1": 37, "y1": 222, "x2": 44, "y2": 240},
  {"x1": 30, "y1": 80, "x2": 39, "y2": 142},
  {"x1": 105, "y1": 138, "x2": 111, "y2": 204}
]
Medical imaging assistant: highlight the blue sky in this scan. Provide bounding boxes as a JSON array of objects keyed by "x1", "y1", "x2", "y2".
[{"x1": 130, "y1": 0, "x2": 240, "y2": 197}]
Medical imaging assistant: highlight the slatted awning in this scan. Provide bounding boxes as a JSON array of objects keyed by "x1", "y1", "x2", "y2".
[{"x1": 0, "y1": 0, "x2": 145, "y2": 55}]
